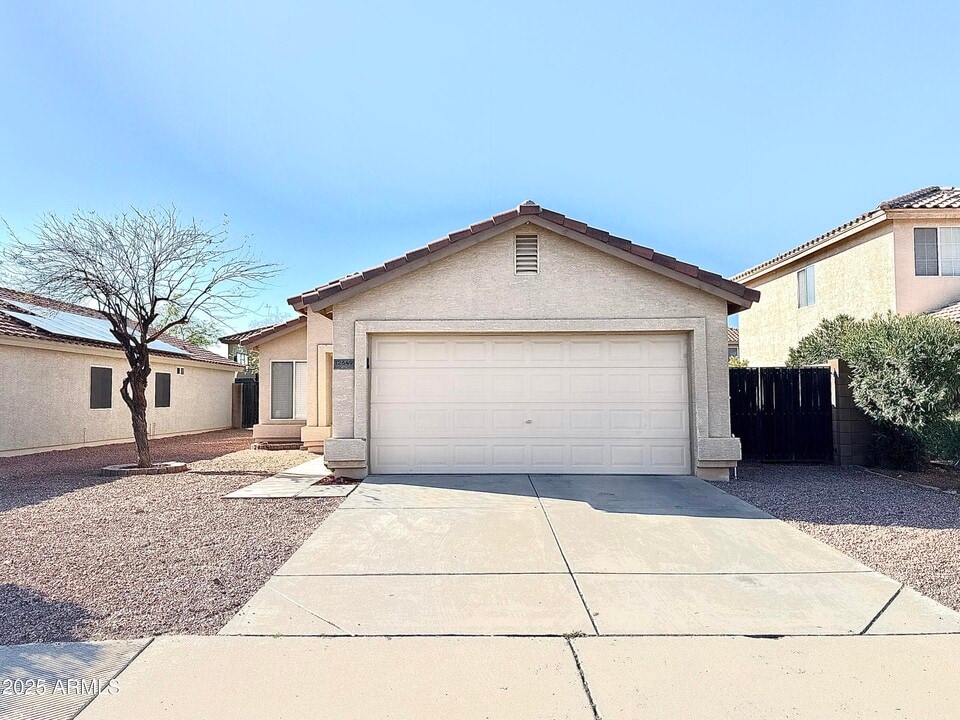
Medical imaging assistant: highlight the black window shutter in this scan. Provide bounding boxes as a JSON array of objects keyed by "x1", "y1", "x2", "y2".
[
  {"x1": 155, "y1": 372, "x2": 171, "y2": 408},
  {"x1": 90, "y1": 367, "x2": 113, "y2": 409}
]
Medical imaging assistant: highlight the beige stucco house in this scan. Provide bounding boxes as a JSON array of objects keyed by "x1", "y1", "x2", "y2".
[
  {"x1": 734, "y1": 186, "x2": 960, "y2": 366},
  {"x1": 0, "y1": 287, "x2": 239, "y2": 456},
  {"x1": 246, "y1": 201, "x2": 758, "y2": 480}
]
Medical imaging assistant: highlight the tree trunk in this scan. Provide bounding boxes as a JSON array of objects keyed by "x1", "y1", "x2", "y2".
[{"x1": 120, "y1": 354, "x2": 152, "y2": 468}]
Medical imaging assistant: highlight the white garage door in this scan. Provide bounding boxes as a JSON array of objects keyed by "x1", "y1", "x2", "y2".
[{"x1": 369, "y1": 334, "x2": 691, "y2": 474}]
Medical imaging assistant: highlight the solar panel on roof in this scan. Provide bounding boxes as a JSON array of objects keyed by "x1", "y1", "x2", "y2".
[{"x1": 1, "y1": 303, "x2": 191, "y2": 356}]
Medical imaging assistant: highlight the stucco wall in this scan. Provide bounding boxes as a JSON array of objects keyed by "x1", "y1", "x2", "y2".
[
  {"x1": 0, "y1": 339, "x2": 235, "y2": 455},
  {"x1": 738, "y1": 225, "x2": 896, "y2": 366},
  {"x1": 892, "y1": 215, "x2": 960, "y2": 314},
  {"x1": 252, "y1": 324, "x2": 307, "y2": 441},
  {"x1": 326, "y1": 222, "x2": 734, "y2": 474}
]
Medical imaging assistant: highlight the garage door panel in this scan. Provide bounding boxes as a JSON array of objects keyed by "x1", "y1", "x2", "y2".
[
  {"x1": 369, "y1": 334, "x2": 691, "y2": 475},
  {"x1": 372, "y1": 404, "x2": 689, "y2": 439},
  {"x1": 373, "y1": 335, "x2": 688, "y2": 369}
]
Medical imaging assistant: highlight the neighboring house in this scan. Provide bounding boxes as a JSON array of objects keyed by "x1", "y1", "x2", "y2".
[
  {"x1": 734, "y1": 186, "x2": 960, "y2": 366},
  {"x1": 727, "y1": 327, "x2": 739, "y2": 359},
  {"x1": 245, "y1": 201, "x2": 758, "y2": 479},
  {"x1": 0, "y1": 287, "x2": 239, "y2": 456},
  {"x1": 219, "y1": 328, "x2": 260, "y2": 378}
]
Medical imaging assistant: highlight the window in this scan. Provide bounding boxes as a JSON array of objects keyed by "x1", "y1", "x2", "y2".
[
  {"x1": 176, "y1": 367, "x2": 185, "y2": 375},
  {"x1": 797, "y1": 265, "x2": 815, "y2": 307},
  {"x1": 728, "y1": 346, "x2": 739, "y2": 359},
  {"x1": 90, "y1": 367, "x2": 112, "y2": 409},
  {"x1": 914, "y1": 227, "x2": 960, "y2": 276},
  {"x1": 515, "y1": 235, "x2": 539, "y2": 274},
  {"x1": 914, "y1": 228, "x2": 939, "y2": 275},
  {"x1": 271, "y1": 360, "x2": 307, "y2": 420},
  {"x1": 155, "y1": 372, "x2": 171, "y2": 408}
]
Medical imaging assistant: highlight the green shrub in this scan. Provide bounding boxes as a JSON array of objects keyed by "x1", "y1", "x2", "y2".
[
  {"x1": 788, "y1": 313, "x2": 960, "y2": 469},
  {"x1": 869, "y1": 424, "x2": 927, "y2": 471},
  {"x1": 843, "y1": 314, "x2": 960, "y2": 432},
  {"x1": 920, "y1": 416, "x2": 960, "y2": 465},
  {"x1": 786, "y1": 314, "x2": 858, "y2": 367}
]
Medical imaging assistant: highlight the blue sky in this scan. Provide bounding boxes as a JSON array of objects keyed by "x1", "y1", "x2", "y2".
[{"x1": 2, "y1": 1, "x2": 958, "y2": 332}]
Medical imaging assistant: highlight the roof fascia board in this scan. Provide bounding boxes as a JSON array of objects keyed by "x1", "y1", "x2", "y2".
[
  {"x1": 302, "y1": 215, "x2": 532, "y2": 312},
  {"x1": 884, "y1": 208, "x2": 960, "y2": 221},
  {"x1": 530, "y1": 217, "x2": 754, "y2": 311},
  {"x1": 0, "y1": 334, "x2": 238, "y2": 370},
  {"x1": 246, "y1": 318, "x2": 308, "y2": 349},
  {"x1": 304, "y1": 215, "x2": 754, "y2": 314},
  {"x1": 736, "y1": 212, "x2": 889, "y2": 284}
]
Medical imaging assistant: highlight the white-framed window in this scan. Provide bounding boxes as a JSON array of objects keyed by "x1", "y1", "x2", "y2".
[
  {"x1": 915, "y1": 227, "x2": 960, "y2": 276},
  {"x1": 271, "y1": 360, "x2": 307, "y2": 420},
  {"x1": 797, "y1": 265, "x2": 815, "y2": 307}
]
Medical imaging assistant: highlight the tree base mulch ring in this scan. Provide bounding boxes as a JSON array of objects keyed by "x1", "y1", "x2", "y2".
[{"x1": 100, "y1": 461, "x2": 189, "y2": 477}]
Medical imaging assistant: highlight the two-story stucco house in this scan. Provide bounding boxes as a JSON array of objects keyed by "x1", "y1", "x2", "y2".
[
  {"x1": 734, "y1": 186, "x2": 960, "y2": 366},
  {"x1": 237, "y1": 201, "x2": 759, "y2": 480}
]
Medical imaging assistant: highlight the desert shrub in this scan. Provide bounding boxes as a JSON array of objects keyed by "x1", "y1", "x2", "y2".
[
  {"x1": 728, "y1": 355, "x2": 750, "y2": 368},
  {"x1": 869, "y1": 424, "x2": 927, "y2": 471},
  {"x1": 788, "y1": 313, "x2": 960, "y2": 468},
  {"x1": 842, "y1": 314, "x2": 960, "y2": 432},
  {"x1": 786, "y1": 314, "x2": 858, "y2": 367},
  {"x1": 920, "y1": 416, "x2": 960, "y2": 465}
]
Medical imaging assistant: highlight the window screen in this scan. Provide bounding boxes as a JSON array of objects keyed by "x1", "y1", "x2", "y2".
[
  {"x1": 939, "y1": 228, "x2": 960, "y2": 276},
  {"x1": 797, "y1": 265, "x2": 815, "y2": 307},
  {"x1": 271, "y1": 361, "x2": 295, "y2": 419},
  {"x1": 90, "y1": 367, "x2": 112, "y2": 409},
  {"x1": 155, "y1": 372, "x2": 171, "y2": 408},
  {"x1": 914, "y1": 228, "x2": 939, "y2": 276}
]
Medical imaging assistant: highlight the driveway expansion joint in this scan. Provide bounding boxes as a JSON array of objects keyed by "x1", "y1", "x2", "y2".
[
  {"x1": 861, "y1": 584, "x2": 904, "y2": 635},
  {"x1": 528, "y1": 474, "x2": 600, "y2": 636},
  {"x1": 567, "y1": 638, "x2": 602, "y2": 720}
]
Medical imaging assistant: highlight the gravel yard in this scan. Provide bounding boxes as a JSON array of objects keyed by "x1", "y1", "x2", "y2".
[
  {"x1": 717, "y1": 464, "x2": 960, "y2": 612},
  {"x1": 0, "y1": 430, "x2": 339, "y2": 645}
]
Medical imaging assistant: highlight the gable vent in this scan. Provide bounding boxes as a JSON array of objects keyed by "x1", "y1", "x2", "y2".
[{"x1": 515, "y1": 235, "x2": 539, "y2": 275}]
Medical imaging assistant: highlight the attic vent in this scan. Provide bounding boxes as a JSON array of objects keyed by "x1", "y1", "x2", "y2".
[{"x1": 515, "y1": 235, "x2": 539, "y2": 275}]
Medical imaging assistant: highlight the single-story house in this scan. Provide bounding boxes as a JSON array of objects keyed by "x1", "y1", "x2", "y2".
[
  {"x1": 246, "y1": 202, "x2": 758, "y2": 479},
  {"x1": 0, "y1": 287, "x2": 240, "y2": 456}
]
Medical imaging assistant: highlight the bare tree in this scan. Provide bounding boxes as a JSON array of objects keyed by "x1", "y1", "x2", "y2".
[{"x1": 3, "y1": 207, "x2": 280, "y2": 468}]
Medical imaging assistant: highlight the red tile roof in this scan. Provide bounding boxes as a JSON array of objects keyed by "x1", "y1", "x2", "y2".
[
  {"x1": 0, "y1": 287, "x2": 239, "y2": 368},
  {"x1": 289, "y1": 201, "x2": 759, "y2": 312},
  {"x1": 220, "y1": 316, "x2": 306, "y2": 347},
  {"x1": 734, "y1": 186, "x2": 960, "y2": 282},
  {"x1": 727, "y1": 327, "x2": 739, "y2": 344},
  {"x1": 928, "y1": 299, "x2": 960, "y2": 324}
]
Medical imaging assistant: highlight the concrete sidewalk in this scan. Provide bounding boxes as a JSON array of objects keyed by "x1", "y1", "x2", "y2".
[{"x1": 75, "y1": 635, "x2": 960, "y2": 719}]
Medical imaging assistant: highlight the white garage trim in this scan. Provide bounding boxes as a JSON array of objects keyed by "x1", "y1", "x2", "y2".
[{"x1": 351, "y1": 318, "x2": 711, "y2": 472}]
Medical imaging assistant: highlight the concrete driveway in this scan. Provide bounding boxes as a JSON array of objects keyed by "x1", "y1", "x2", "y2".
[
  {"x1": 219, "y1": 473, "x2": 959, "y2": 637},
  {"x1": 73, "y1": 473, "x2": 960, "y2": 719}
]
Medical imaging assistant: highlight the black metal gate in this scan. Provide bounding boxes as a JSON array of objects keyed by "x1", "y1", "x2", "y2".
[
  {"x1": 235, "y1": 378, "x2": 259, "y2": 429},
  {"x1": 729, "y1": 367, "x2": 833, "y2": 463}
]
